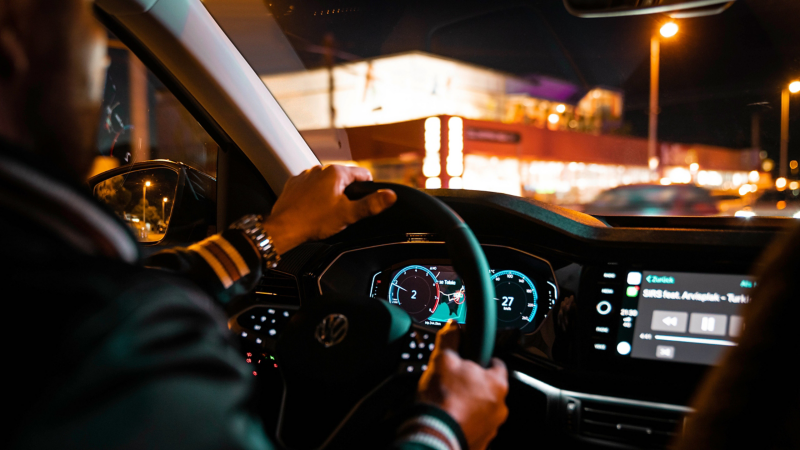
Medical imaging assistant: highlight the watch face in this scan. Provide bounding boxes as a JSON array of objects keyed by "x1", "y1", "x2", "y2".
[
  {"x1": 232, "y1": 214, "x2": 261, "y2": 230},
  {"x1": 228, "y1": 215, "x2": 278, "y2": 268}
]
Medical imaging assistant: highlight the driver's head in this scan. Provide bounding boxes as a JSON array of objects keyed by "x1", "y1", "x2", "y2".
[{"x1": 0, "y1": 0, "x2": 107, "y2": 180}]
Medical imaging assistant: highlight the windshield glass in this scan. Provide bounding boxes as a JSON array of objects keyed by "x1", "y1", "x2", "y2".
[{"x1": 205, "y1": 0, "x2": 800, "y2": 218}]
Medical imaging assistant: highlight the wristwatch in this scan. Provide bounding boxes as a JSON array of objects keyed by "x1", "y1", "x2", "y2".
[{"x1": 230, "y1": 214, "x2": 281, "y2": 269}]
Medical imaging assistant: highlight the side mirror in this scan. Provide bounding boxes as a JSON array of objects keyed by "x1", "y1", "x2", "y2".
[
  {"x1": 563, "y1": 0, "x2": 734, "y2": 18},
  {"x1": 89, "y1": 161, "x2": 216, "y2": 246}
]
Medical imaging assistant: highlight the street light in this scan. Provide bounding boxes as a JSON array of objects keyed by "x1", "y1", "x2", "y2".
[
  {"x1": 162, "y1": 197, "x2": 168, "y2": 224},
  {"x1": 649, "y1": 21, "x2": 679, "y2": 175},
  {"x1": 780, "y1": 81, "x2": 800, "y2": 178},
  {"x1": 142, "y1": 181, "x2": 151, "y2": 229},
  {"x1": 660, "y1": 22, "x2": 679, "y2": 38}
]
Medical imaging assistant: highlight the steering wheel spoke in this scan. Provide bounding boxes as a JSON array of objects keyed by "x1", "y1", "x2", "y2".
[
  {"x1": 398, "y1": 323, "x2": 438, "y2": 375},
  {"x1": 229, "y1": 304, "x2": 299, "y2": 352}
]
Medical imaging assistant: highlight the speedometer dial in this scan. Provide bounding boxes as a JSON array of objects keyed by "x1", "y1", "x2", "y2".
[
  {"x1": 492, "y1": 270, "x2": 540, "y2": 331},
  {"x1": 389, "y1": 265, "x2": 441, "y2": 321}
]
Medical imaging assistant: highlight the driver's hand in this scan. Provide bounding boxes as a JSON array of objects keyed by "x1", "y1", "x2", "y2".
[
  {"x1": 417, "y1": 320, "x2": 509, "y2": 450},
  {"x1": 262, "y1": 165, "x2": 396, "y2": 254}
]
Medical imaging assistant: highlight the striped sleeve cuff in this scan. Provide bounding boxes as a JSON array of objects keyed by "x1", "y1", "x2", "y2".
[
  {"x1": 395, "y1": 404, "x2": 467, "y2": 450},
  {"x1": 187, "y1": 229, "x2": 262, "y2": 300}
]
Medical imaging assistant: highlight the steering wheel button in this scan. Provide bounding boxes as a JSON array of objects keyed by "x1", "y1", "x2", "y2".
[
  {"x1": 406, "y1": 365, "x2": 414, "y2": 373},
  {"x1": 410, "y1": 331, "x2": 417, "y2": 338},
  {"x1": 401, "y1": 353, "x2": 410, "y2": 359},
  {"x1": 241, "y1": 331, "x2": 248, "y2": 337},
  {"x1": 267, "y1": 309, "x2": 275, "y2": 314},
  {"x1": 260, "y1": 316, "x2": 267, "y2": 322},
  {"x1": 409, "y1": 342, "x2": 416, "y2": 349},
  {"x1": 421, "y1": 365, "x2": 428, "y2": 371},
  {"x1": 268, "y1": 329, "x2": 277, "y2": 336},
  {"x1": 428, "y1": 343, "x2": 435, "y2": 351},
  {"x1": 256, "y1": 338, "x2": 262, "y2": 344},
  {"x1": 423, "y1": 334, "x2": 429, "y2": 340},
  {"x1": 417, "y1": 353, "x2": 424, "y2": 359},
  {"x1": 283, "y1": 311, "x2": 290, "y2": 317}
]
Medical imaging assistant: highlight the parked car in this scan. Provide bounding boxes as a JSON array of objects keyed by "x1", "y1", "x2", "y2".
[
  {"x1": 734, "y1": 189, "x2": 800, "y2": 218},
  {"x1": 584, "y1": 184, "x2": 719, "y2": 216}
]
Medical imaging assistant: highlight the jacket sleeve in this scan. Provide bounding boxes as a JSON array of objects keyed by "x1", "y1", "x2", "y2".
[
  {"x1": 391, "y1": 404, "x2": 469, "y2": 450},
  {"x1": 144, "y1": 229, "x2": 264, "y2": 305},
  {"x1": 11, "y1": 273, "x2": 275, "y2": 450}
]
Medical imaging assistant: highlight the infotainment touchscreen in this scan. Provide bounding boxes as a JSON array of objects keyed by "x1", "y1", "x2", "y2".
[{"x1": 615, "y1": 270, "x2": 754, "y2": 365}]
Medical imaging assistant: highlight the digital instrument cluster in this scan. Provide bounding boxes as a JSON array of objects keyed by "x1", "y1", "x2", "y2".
[{"x1": 370, "y1": 261, "x2": 557, "y2": 332}]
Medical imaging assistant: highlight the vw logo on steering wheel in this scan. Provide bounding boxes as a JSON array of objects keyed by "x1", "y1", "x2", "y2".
[{"x1": 315, "y1": 314, "x2": 349, "y2": 347}]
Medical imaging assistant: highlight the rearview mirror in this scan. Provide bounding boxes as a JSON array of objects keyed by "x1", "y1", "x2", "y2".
[
  {"x1": 89, "y1": 161, "x2": 216, "y2": 246},
  {"x1": 563, "y1": 0, "x2": 734, "y2": 18}
]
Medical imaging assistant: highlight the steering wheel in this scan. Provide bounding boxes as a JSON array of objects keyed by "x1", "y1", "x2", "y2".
[{"x1": 267, "y1": 182, "x2": 497, "y2": 449}]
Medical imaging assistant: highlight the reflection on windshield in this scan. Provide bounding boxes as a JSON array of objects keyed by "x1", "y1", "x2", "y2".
[
  {"x1": 91, "y1": 43, "x2": 219, "y2": 178},
  {"x1": 207, "y1": 0, "x2": 800, "y2": 218}
]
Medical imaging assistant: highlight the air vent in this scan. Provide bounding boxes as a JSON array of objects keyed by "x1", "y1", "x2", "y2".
[
  {"x1": 256, "y1": 270, "x2": 300, "y2": 304},
  {"x1": 578, "y1": 399, "x2": 686, "y2": 449}
]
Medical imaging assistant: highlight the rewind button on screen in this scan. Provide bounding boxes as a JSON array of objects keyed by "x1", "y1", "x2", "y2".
[{"x1": 650, "y1": 310, "x2": 688, "y2": 333}]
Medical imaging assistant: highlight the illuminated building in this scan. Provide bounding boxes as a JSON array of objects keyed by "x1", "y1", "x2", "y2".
[
  {"x1": 262, "y1": 51, "x2": 615, "y2": 132},
  {"x1": 335, "y1": 116, "x2": 762, "y2": 204},
  {"x1": 263, "y1": 52, "x2": 764, "y2": 204}
]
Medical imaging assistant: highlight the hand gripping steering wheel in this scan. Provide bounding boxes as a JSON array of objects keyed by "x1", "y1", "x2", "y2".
[{"x1": 273, "y1": 182, "x2": 496, "y2": 449}]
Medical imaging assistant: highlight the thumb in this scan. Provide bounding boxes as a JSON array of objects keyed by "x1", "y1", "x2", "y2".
[
  {"x1": 435, "y1": 319, "x2": 461, "y2": 353},
  {"x1": 488, "y1": 357, "x2": 508, "y2": 380},
  {"x1": 348, "y1": 189, "x2": 396, "y2": 222}
]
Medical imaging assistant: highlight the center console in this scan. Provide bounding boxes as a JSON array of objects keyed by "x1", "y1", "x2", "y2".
[{"x1": 528, "y1": 263, "x2": 757, "y2": 448}]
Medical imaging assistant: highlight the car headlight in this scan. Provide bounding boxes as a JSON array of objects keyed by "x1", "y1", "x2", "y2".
[{"x1": 735, "y1": 209, "x2": 756, "y2": 218}]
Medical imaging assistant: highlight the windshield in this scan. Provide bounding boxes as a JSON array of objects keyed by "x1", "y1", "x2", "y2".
[{"x1": 204, "y1": 0, "x2": 800, "y2": 218}]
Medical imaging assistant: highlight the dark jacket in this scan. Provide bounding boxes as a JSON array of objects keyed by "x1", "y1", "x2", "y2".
[{"x1": 0, "y1": 142, "x2": 465, "y2": 450}]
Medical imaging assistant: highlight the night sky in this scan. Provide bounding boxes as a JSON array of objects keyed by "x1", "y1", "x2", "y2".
[{"x1": 266, "y1": 0, "x2": 800, "y2": 168}]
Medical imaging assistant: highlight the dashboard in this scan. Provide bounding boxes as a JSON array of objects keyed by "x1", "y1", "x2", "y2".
[
  {"x1": 232, "y1": 189, "x2": 792, "y2": 449},
  {"x1": 327, "y1": 248, "x2": 753, "y2": 367}
]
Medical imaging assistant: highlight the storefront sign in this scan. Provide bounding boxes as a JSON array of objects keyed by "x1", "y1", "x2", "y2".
[{"x1": 465, "y1": 127, "x2": 520, "y2": 144}]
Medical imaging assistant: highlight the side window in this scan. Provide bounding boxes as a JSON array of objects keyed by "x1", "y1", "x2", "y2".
[{"x1": 92, "y1": 39, "x2": 219, "y2": 178}]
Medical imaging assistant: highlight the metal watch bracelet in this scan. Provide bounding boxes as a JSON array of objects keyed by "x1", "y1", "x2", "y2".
[{"x1": 230, "y1": 214, "x2": 280, "y2": 269}]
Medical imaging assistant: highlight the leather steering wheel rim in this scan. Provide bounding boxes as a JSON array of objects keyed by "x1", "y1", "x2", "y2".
[
  {"x1": 273, "y1": 181, "x2": 497, "y2": 449},
  {"x1": 344, "y1": 181, "x2": 497, "y2": 366}
]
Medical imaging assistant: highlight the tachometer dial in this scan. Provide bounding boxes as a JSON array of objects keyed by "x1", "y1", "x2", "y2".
[
  {"x1": 492, "y1": 270, "x2": 539, "y2": 331},
  {"x1": 389, "y1": 265, "x2": 441, "y2": 321}
]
